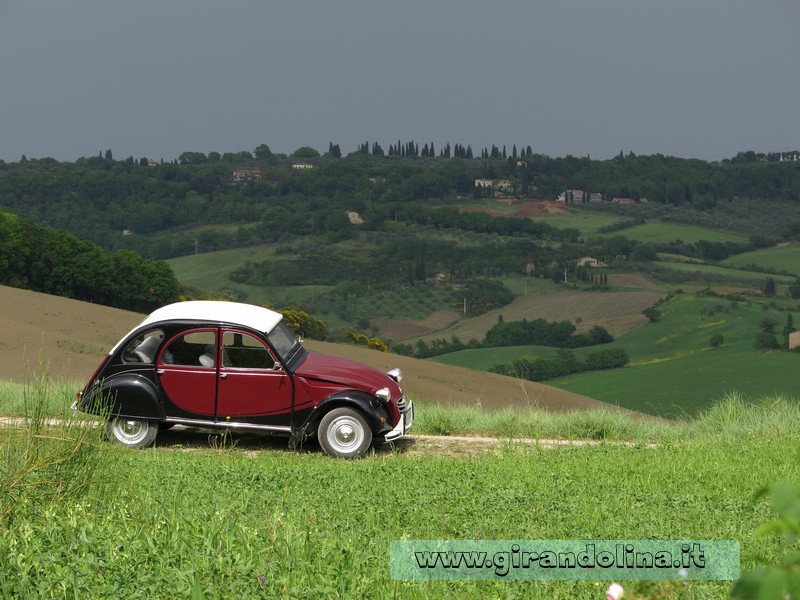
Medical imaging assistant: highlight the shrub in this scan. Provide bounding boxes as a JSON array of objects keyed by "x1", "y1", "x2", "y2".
[
  {"x1": 754, "y1": 332, "x2": 780, "y2": 352},
  {"x1": 584, "y1": 348, "x2": 630, "y2": 370},
  {"x1": 642, "y1": 307, "x2": 661, "y2": 322},
  {"x1": 280, "y1": 306, "x2": 329, "y2": 340}
]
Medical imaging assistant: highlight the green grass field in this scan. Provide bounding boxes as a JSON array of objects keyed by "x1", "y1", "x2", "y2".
[
  {"x1": 550, "y1": 351, "x2": 800, "y2": 417},
  {"x1": 436, "y1": 346, "x2": 800, "y2": 418},
  {"x1": 450, "y1": 201, "x2": 623, "y2": 235},
  {"x1": 2, "y1": 387, "x2": 799, "y2": 598},
  {"x1": 168, "y1": 246, "x2": 340, "y2": 308},
  {"x1": 527, "y1": 209, "x2": 621, "y2": 235},
  {"x1": 168, "y1": 245, "x2": 277, "y2": 291},
  {"x1": 432, "y1": 294, "x2": 800, "y2": 417},
  {"x1": 521, "y1": 206, "x2": 749, "y2": 244},
  {"x1": 552, "y1": 294, "x2": 800, "y2": 416},
  {"x1": 598, "y1": 222, "x2": 749, "y2": 244},
  {"x1": 653, "y1": 261, "x2": 796, "y2": 283},
  {"x1": 508, "y1": 206, "x2": 745, "y2": 246},
  {"x1": 722, "y1": 243, "x2": 800, "y2": 277},
  {"x1": 431, "y1": 345, "x2": 555, "y2": 371}
]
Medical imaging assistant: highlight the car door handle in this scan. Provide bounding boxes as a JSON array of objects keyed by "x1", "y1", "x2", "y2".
[
  {"x1": 219, "y1": 373, "x2": 227, "y2": 379},
  {"x1": 156, "y1": 369, "x2": 165, "y2": 375}
]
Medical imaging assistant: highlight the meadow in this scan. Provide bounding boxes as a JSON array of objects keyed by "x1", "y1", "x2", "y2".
[
  {"x1": 653, "y1": 260, "x2": 796, "y2": 284},
  {"x1": 456, "y1": 202, "x2": 751, "y2": 245},
  {"x1": 722, "y1": 242, "x2": 800, "y2": 276},
  {"x1": 508, "y1": 206, "x2": 621, "y2": 235},
  {"x1": 168, "y1": 245, "x2": 329, "y2": 308},
  {"x1": 433, "y1": 293, "x2": 800, "y2": 417},
  {"x1": 597, "y1": 221, "x2": 748, "y2": 244},
  {"x1": 520, "y1": 205, "x2": 747, "y2": 245},
  {"x1": 2, "y1": 378, "x2": 799, "y2": 599}
]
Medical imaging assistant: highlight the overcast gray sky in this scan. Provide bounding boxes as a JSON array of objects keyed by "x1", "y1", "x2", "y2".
[{"x1": 1, "y1": 1, "x2": 798, "y2": 163}]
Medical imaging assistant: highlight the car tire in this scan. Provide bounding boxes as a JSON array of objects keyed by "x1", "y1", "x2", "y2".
[
  {"x1": 318, "y1": 407, "x2": 372, "y2": 459},
  {"x1": 106, "y1": 418, "x2": 158, "y2": 449}
]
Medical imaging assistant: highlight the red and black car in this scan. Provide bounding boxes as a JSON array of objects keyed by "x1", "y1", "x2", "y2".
[{"x1": 75, "y1": 301, "x2": 413, "y2": 458}]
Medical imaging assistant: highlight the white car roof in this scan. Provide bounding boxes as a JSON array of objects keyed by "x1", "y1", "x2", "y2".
[{"x1": 110, "y1": 301, "x2": 284, "y2": 353}]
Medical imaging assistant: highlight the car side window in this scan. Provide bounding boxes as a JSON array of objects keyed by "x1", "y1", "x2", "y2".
[
  {"x1": 121, "y1": 329, "x2": 164, "y2": 364},
  {"x1": 221, "y1": 331, "x2": 275, "y2": 369},
  {"x1": 162, "y1": 330, "x2": 217, "y2": 367}
]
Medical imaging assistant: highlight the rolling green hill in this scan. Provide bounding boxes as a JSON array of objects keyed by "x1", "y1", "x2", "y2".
[
  {"x1": 653, "y1": 260, "x2": 795, "y2": 284},
  {"x1": 432, "y1": 293, "x2": 800, "y2": 417},
  {"x1": 597, "y1": 221, "x2": 749, "y2": 244},
  {"x1": 722, "y1": 242, "x2": 800, "y2": 276},
  {"x1": 456, "y1": 202, "x2": 755, "y2": 243},
  {"x1": 167, "y1": 245, "x2": 317, "y2": 307},
  {"x1": 549, "y1": 349, "x2": 799, "y2": 417}
]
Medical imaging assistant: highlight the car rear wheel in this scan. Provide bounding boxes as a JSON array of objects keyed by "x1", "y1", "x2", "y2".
[
  {"x1": 106, "y1": 418, "x2": 158, "y2": 449},
  {"x1": 318, "y1": 408, "x2": 372, "y2": 459}
]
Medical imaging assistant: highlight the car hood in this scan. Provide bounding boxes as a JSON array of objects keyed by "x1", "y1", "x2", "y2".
[{"x1": 294, "y1": 351, "x2": 398, "y2": 395}]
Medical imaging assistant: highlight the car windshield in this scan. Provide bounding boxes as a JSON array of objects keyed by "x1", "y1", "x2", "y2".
[{"x1": 267, "y1": 322, "x2": 301, "y2": 363}]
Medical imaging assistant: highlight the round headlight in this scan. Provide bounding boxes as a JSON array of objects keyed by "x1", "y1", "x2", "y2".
[{"x1": 376, "y1": 387, "x2": 391, "y2": 403}]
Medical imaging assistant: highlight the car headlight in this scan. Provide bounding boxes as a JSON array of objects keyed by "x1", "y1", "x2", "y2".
[
  {"x1": 387, "y1": 368, "x2": 402, "y2": 383},
  {"x1": 375, "y1": 387, "x2": 391, "y2": 403}
]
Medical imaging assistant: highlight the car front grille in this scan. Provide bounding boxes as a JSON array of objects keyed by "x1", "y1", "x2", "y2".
[{"x1": 397, "y1": 395, "x2": 407, "y2": 413}]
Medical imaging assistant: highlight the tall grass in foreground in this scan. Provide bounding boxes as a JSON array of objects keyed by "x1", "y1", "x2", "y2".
[
  {"x1": 3, "y1": 379, "x2": 799, "y2": 443},
  {"x1": 0, "y1": 378, "x2": 78, "y2": 417},
  {"x1": 411, "y1": 391, "x2": 800, "y2": 443},
  {"x1": 0, "y1": 370, "x2": 109, "y2": 521}
]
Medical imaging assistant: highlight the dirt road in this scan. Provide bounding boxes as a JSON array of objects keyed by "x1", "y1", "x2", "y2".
[{"x1": 1, "y1": 418, "x2": 652, "y2": 457}]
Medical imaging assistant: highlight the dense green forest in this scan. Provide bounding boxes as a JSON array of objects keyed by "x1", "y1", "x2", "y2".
[
  {"x1": 2, "y1": 146, "x2": 800, "y2": 263},
  {"x1": 0, "y1": 211, "x2": 179, "y2": 312}
]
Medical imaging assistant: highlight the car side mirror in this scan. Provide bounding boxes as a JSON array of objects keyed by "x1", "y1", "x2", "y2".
[{"x1": 273, "y1": 361, "x2": 283, "y2": 371}]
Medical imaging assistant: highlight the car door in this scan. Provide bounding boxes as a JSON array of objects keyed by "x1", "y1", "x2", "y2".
[
  {"x1": 215, "y1": 329, "x2": 294, "y2": 424},
  {"x1": 157, "y1": 328, "x2": 218, "y2": 417}
]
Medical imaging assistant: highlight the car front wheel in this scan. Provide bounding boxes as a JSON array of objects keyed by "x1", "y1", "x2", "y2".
[
  {"x1": 106, "y1": 418, "x2": 158, "y2": 449},
  {"x1": 318, "y1": 408, "x2": 372, "y2": 459}
]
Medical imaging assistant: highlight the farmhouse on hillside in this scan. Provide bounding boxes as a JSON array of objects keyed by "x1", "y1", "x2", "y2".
[
  {"x1": 232, "y1": 168, "x2": 262, "y2": 183},
  {"x1": 475, "y1": 178, "x2": 512, "y2": 192},
  {"x1": 557, "y1": 189, "x2": 584, "y2": 203},
  {"x1": 577, "y1": 256, "x2": 607, "y2": 267},
  {"x1": 790, "y1": 331, "x2": 800, "y2": 350}
]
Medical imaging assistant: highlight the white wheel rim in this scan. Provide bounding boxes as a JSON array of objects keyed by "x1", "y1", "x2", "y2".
[
  {"x1": 326, "y1": 415, "x2": 365, "y2": 453},
  {"x1": 113, "y1": 419, "x2": 150, "y2": 445}
]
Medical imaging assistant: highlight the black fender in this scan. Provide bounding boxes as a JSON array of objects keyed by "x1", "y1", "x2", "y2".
[
  {"x1": 289, "y1": 390, "x2": 393, "y2": 450},
  {"x1": 79, "y1": 373, "x2": 164, "y2": 421}
]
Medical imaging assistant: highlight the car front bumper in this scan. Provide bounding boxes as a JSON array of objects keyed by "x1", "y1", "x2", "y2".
[{"x1": 385, "y1": 399, "x2": 413, "y2": 441}]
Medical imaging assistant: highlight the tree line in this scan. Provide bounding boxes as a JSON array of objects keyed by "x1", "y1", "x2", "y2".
[
  {"x1": 0, "y1": 211, "x2": 179, "y2": 312},
  {"x1": 3, "y1": 148, "x2": 800, "y2": 261},
  {"x1": 484, "y1": 319, "x2": 614, "y2": 348},
  {"x1": 488, "y1": 348, "x2": 630, "y2": 382},
  {"x1": 392, "y1": 318, "x2": 614, "y2": 359},
  {"x1": 227, "y1": 232, "x2": 641, "y2": 292}
]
